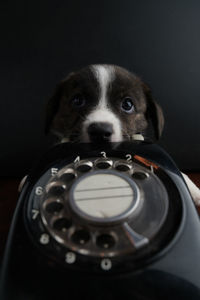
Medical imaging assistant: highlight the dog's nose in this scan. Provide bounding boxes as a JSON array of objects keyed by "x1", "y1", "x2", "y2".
[{"x1": 88, "y1": 122, "x2": 113, "y2": 142}]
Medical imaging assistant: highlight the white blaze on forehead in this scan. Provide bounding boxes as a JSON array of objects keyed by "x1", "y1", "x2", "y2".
[
  {"x1": 82, "y1": 65, "x2": 123, "y2": 142},
  {"x1": 92, "y1": 65, "x2": 114, "y2": 108}
]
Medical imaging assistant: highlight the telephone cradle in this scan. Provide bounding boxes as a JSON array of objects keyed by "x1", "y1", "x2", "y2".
[{"x1": 0, "y1": 141, "x2": 200, "y2": 300}]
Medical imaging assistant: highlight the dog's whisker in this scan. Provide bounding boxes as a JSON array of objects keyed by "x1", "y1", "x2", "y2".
[
  {"x1": 122, "y1": 133, "x2": 132, "y2": 140},
  {"x1": 121, "y1": 128, "x2": 131, "y2": 137},
  {"x1": 77, "y1": 114, "x2": 87, "y2": 122}
]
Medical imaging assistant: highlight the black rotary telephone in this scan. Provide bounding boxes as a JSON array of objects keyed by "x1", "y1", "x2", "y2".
[{"x1": 0, "y1": 141, "x2": 200, "y2": 300}]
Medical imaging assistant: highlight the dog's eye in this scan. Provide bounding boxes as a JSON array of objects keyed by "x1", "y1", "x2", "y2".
[
  {"x1": 71, "y1": 96, "x2": 86, "y2": 108},
  {"x1": 121, "y1": 97, "x2": 135, "y2": 113}
]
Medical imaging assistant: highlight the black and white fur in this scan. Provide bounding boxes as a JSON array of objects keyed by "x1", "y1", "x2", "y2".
[{"x1": 46, "y1": 64, "x2": 200, "y2": 206}]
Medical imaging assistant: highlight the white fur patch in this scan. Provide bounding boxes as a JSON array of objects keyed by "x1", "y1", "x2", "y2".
[
  {"x1": 82, "y1": 65, "x2": 123, "y2": 142},
  {"x1": 82, "y1": 108, "x2": 122, "y2": 142},
  {"x1": 92, "y1": 65, "x2": 112, "y2": 108}
]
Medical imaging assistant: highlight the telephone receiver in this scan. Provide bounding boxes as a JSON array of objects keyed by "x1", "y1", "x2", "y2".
[{"x1": 1, "y1": 141, "x2": 200, "y2": 300}]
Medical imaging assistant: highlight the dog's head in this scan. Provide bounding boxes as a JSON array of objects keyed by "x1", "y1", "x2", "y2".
[{"x1": 45, "y1": 64, "x2": 164, "y2": 143}]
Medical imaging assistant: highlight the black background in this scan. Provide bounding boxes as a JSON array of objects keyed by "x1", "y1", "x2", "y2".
[{"x1": 1, "y1": 0, "x2": 200, "y2": 176}]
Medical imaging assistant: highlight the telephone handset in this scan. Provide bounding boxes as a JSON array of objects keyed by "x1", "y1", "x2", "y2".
[{"x1": 1, "y1": 142, "x2": 200, "y2": 300}]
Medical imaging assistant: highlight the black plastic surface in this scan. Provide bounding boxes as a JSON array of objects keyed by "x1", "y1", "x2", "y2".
[{"x1": 1, "y1": 142, "x2": 200, "y2": 300}]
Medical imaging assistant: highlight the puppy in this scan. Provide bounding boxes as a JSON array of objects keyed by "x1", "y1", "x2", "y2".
[{"x1": 45, "y1": 64, "x2": 200, "y2": 206}]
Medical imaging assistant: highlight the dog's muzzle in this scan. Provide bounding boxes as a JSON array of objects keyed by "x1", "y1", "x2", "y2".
[{"x1": 87, "y1": 122, "x2": 113, "y2": 142}]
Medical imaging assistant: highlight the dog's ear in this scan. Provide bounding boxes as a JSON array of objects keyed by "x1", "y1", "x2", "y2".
[
  {"x1": 45, "y1": 72, "x2": 75, "y2": 135},
  {"x1": 45, "y1": 82, "x2": 64, "y2": 135},
  {"x1": 142, "y1": 83, "x2": 164, "y2": 141}
]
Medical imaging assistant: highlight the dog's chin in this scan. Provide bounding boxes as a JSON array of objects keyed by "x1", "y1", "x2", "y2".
[
  {"x1": 61, "y1": 133, "x2": 144, "y2": 144},
  {"x1": 61, "y1": 134, "x2": 125, "y2": 144},
  {"x1": 81, "y1": 134, "x2": 125, "y2": 144}
]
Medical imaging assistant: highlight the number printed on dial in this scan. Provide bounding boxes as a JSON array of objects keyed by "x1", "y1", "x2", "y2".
[{"x1": 35, "y1": 186, "x2": 43, "y2": 196}]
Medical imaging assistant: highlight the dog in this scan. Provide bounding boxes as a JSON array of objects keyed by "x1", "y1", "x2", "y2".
[{"x1": 45, "y1": 64, "x2": 200, "y2": 206}]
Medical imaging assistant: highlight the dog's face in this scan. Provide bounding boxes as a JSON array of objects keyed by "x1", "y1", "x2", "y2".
[{"x1": 45, "y1": 64, "x2": 164, "y2": 143}]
